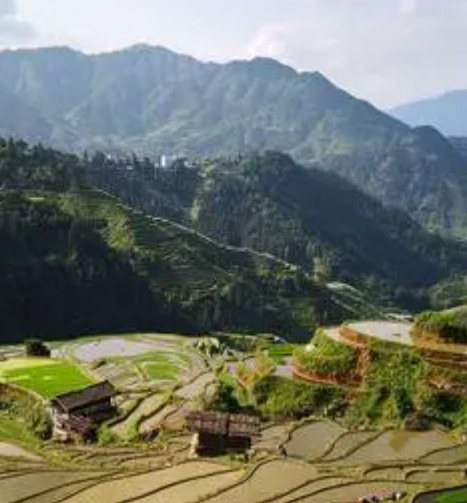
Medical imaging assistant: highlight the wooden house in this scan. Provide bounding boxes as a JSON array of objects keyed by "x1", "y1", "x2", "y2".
[
  {"x1": 187, "y1": 411, "x2": 260, "y2": 456},
  {"x1": 49, "y1": 381, "x2": 117, "y2": 442}
]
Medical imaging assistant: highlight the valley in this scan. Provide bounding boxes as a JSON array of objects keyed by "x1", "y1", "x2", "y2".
[{"x1": 0, "y1": 21, "x2": 466, "y2": 503}]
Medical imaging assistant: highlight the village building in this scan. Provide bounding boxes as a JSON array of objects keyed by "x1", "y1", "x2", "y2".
[
  {"x1": 187, "y1": 411, "x2": 261, "y2": 456},
  {"x1": 49, "y1": 381, "x2": 117, "y2": 442}
]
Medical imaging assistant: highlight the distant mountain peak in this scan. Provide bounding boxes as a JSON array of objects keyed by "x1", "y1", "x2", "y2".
[
  {"x1": 0, "y1": 44, "x2": 466, "y2": 239},
  {"x1": 391, "y1": 89, "x2": 467, "y2": 136}
]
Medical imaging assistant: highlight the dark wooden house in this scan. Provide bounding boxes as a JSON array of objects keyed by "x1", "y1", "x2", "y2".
[
  {"x1": 187, "y1": 411, "x2": 260, "y2": 456},
  {"x1": 49, "y1": 381, "x2": 117, "y2": 442}
]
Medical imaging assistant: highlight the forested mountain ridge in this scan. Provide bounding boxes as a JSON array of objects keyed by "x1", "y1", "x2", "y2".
[
  {"x1": 0, "y1": 138, "x2": 366, "y2": 343},
  {"x1": 87, "y1": 150, "x2": 467, "y2": 306},
  {"x1": 1, "y1": 45, "x2": 467, "y2": 237}
]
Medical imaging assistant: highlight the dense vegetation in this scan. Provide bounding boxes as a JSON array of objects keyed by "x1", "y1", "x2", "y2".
[
  {"x1": 413, "y1": 307, "x2": 467, "y2": 344},
  {"x1": 253, "y1": 377, "x2": 347, "y2": 421},
  {"x1": 212, "y1": 371, "x2": 347, "y2": 422},
  {"x1": 347, "y1": 342, "x2": 432, "y2": 428},
  {"x1": 0, "y1": 385, "x2": 52, "y2": 442},
  {"x1": 0, "y1": 139, "x2": 359, "y2": 343},
  {"x1": 88, "y1": 150, "x2": 467, "y2": 307},
  {"x1": 294, "y1": 331, "x2": 358, "y2": 378},
  {"x1": 1, "y1": 45, "x2": 467, "y2": 237},
  {"x1": 429, "y1": 276, "x2": 467, "y2": 310}
]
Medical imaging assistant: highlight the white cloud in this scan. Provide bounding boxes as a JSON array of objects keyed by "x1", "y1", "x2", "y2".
[
  {"x1": 9, "y1": 0, "x2": 467, "y2": 107},
  {"x1": 242, "y1": 0, "x2": 467, "y2": 107},
  {"x1": 398, "y1": 0, "x2": 418, "y2": 17},
  {"x1": 246, "y1": 24, "x2": 292, "y2": 60},
  {"x1": 0, "y1": 0, "x2": 35, "y2": 45}
]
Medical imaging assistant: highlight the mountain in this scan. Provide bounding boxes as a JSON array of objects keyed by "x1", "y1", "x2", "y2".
[
  {"x1": 1, "y1": 45, "x2": 467, "y2": 237},
  {"x1": 87, "y1": 150, "x2": 467, "y2": 307},
  {"x1": 0, "y1": 138, "x2": 367, "y2": 343},
  {"x1": 450, "y1": 137, "x2": 467, "y2": 161},
  {"x1": 391, "y1": 91, "x2": 467, "y2": 137}
]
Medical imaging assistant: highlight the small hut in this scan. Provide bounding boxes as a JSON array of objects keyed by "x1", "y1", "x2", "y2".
[
  {"x1": 49, "y1": 381, "x2": 117, "y2": 442},
  {"x1": 187, "y1": 411, "x2": 260, "y2": 456}
]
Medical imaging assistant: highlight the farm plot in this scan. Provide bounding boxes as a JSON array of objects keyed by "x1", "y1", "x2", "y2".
[
  {"x1": 0, "y1": 442, "x2": 42, "y2": 461},
  {"x1": 175, "y1": 372, "x2": 216, "y2": 400},
  {"x1": 338, "y1": 430, "x2": 457, "y2": 465},
  {"x1": 72, "y1": 339, "x2": 157, "y2": 363},
  {"x1": 0, "y1": 358, "x2": 93, "y2": 398},
  {"x1": 111, "y1": 393, "x2": 167, "y2": 439},
  {"x1": 421, "y1": 444, "x2": 467, "y2": 465},
  {"x1": 134, "y1": 351, "x2": 191, "y2": 383},
  {"x1": 284, "y1": 421, "x2": 346, "y2": 460},
  {"x1": 0, "y1": 470, "x2": 107, "y2": 503},
  {"x1": 61, "y1": 461, "x2": 233, "y2": 503},
  {"x1": 254, "y1": 424, "x2": 292, "y2": 453},
  {"x1": 322, "y1": 431, "x2": 380, "y2": 461},
  {"x1": 67, "y1": 336, "x2": 204, "y2": 391},
  {"x1": 202, "y1": 459, "x2": 321, "y2": 503}
]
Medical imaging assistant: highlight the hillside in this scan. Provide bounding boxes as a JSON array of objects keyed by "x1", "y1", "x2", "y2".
[
  {"x1": 87, "y1": 151, "x2": 467, "y2": 306},
  {"x1": 0, "y1": 139, "x2": 362, "y2": 343},
  {"x1": 391, "y1": 90, "x2": 467, "y2": 137},
  {"x1": 413, "y1": 305, "x2": 467, "y2": 345},
  {"x1": 1, "y1": 46, "x2": 467, "y2": 236},
  {"x1": 450, "y1": 137, "x2": 467, "y2": 161}
]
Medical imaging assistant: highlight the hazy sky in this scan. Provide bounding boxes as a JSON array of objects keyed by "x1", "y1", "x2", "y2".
[{"x1": 1, "y1": 0, "x2": 466, "y2": 108}]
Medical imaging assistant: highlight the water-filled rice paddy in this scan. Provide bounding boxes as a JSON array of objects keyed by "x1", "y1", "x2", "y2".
[
  {"x1": 56, "y1": 462, "x2": 233, "y2": 503},
  {"x1": 73, "y1": 339, "x2": 157, "y2": 362},
  {"x1": 0, "y1": 423, "x2": 466, "y2": 503},
  {"x1": 201, "y1": 459, "x2": 319, "y2": 503},
  {"x1": 322, "y1": 430, "x2": 379, "y2": 461},
  {"x1": 339, "y1": 430, "x2": 456, "y2": 464},
  {"x1": 421, "y1": 444, "x2": 467, "y2": 465},
  {"x1": 284, "y1": 421, "x2": 346, "y2": 459},
  {"x1": 0, "y1": 471, "x2": 106, "y2": 503}
]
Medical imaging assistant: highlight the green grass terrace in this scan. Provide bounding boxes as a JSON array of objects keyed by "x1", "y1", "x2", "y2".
[{"x1": 0, "y1": 358, "x2": 94, "y2": 399}]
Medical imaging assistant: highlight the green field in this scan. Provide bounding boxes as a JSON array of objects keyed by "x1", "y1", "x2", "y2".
[
  {"x1": 437, "y1": 487, "x2": 467, "y2": 503},
  {"x1": 267, "y1": 344, "x2": 299, "y2": 364},
  {"x1": 0, "y1": 358, "x2": 94, "y2": 398},
  {"x1": 137, "y1": 353, "x2": 183, "y2": 382}
]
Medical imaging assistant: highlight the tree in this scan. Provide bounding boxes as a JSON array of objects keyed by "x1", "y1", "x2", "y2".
[{"x1": 25, "y1": 339, "x2": 51, "y2": 357}]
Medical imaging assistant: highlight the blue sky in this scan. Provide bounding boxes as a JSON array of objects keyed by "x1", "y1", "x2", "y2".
[{"x1": 1, "y1": 0, "x2": 466, "y2": 107}]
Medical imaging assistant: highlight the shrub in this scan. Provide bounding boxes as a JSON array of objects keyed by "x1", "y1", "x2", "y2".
[
  {"x1": 413, "y1": 308, "x2": 467, "y2": 344},
  {"x1": 25, "y1": 339, "x2": 51, "y2": 357},
  {"x1": 253, "y1": 376, "x2": 346, "y2": 421},
  {"x1": 293, "y1": 331, "x2": 357, "y2": 377},
  {"x1": 98, "y1": 424, "x2": 119, "y2": 445}
]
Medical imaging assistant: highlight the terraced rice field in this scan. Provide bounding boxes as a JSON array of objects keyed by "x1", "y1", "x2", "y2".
[
  {"x1": 0, "y1": 358, "x2": 93, "y2": 398},
  {"x1": 111, "y1": 393, "x2": 167, "y2": 438},
  {"x1": 0, "y1": 443, "x2": 42, "y2": 461},
  {"x1": 284, "y1": 421, "x2": 346, "y2": 459},
  {"x1": 339, "y1": 430, "x2": 456, "y2": 464},
  {"x1": 60, "y1": 335, "x2": 206, "y2": 391},
  {"x1": 2, "y1": 422, "x2": 467, "y2": 503}
]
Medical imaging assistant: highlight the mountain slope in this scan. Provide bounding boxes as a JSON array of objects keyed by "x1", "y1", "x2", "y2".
[
  {"x1": 450, "y1": 137, "x2": 467, "y2": 161},
  {"x1": 87, "y1": 151, "x2": 467, "y2": 304},
  {"x1": 1, "y1": 45, "x2": 467, "y2": 236},
  {"x1": 391, "y1": 90, "x2": 467, "y2": 137},
  {"x1": 0, "y1": 138, "x2": 361, "y2": 343},
  {"x1": 0, "y1": 45, "x2": 467, "y2": 237}
]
